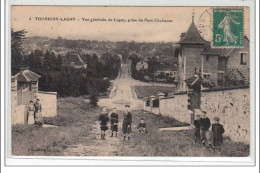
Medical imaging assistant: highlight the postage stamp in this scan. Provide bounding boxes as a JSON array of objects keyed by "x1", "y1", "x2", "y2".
[{"x1": 212, "y1": 8, "x2": 244, "y2": 48}]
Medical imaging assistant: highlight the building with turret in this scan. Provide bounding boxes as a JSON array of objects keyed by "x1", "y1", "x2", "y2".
[{"x1": 176, "y1": 14, "x2": 250, "y2": 92}]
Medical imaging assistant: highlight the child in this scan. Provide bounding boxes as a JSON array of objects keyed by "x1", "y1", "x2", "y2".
[
  {"x1": 110, "y1": 108, "x2": 119, "y2": 137},
  {"x1": 99, "y1": 107, "x2": 109, "y2": 140},
  {"x1": 193, "y1": 114, "x2": 201, "y2": 143},
  {"x1": 122, "y1": 105, "x2": 132, "y2": 141},
  {"x1": 212, "y1": 117, "x2": 225, "y2": 151},
  {"x1": 137, "y1": 118, "x2": 146, "y2": 133},
  {"x1": 34, "y1": 99, "x2": 43, "y2": 126},
  {"x1": 27, "y1": 100, "x2": 35, "y2": 125},
  {"x1": 199, "y1": 111, "x2": 213, "y2": 149}
]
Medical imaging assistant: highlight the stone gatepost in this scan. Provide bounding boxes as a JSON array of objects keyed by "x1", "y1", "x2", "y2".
[
  {"x1": 143, "y1": 97, "x2": 148, "y2": 111},
  {"x1": 158, "y1": 92, "x2": 165, "y2": 114},
  {"x1": 149, "y1": 95, "x2": 156, "y2": 112},
  {"x1": 31, "y1": 80, "x2": 39, "y2": 100},
  {"x1": 11, "y1": 76, "x2": 18, "y2": 107}
]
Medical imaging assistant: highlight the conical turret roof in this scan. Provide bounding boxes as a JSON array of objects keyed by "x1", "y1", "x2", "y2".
[{"x1": 178, "y1": 21, "x2": 208, "y2": 45}]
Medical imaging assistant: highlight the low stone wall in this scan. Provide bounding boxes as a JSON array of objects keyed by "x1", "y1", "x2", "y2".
[
  {"x1": 12, "y1": 105, "x2": 26, "y2": 124},
  {"x1": 159, "y1": 94, "x2": 190, "y2": 124},
  {"x1": 38, "y1": 91, "x2": 57, "y2": 117},
  {"x1": 143, "y1": 88, "x2": 250, "y2": 143}
]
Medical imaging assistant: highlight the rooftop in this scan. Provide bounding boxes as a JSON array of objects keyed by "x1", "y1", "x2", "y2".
[
  {"x1": 65, "y1": 52, "x2": 86, "y2": 66},
  {"x1": 201, "y1": 36, "x2": 249, "y2": 56},
  {"x1": 178, "y1": 21, "x2": 208, "y2": 45},
  {"x1": 156, "y1": 64, "x2": 178, "y2": 72},
  {"x1": 185, "y1": 74, "x2": 213, "y2": 87},
  {"x1": 14, "y1": 69, "x2": 41, "y2": 82}
]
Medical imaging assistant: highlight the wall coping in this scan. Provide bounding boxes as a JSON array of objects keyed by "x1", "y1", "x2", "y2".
[
  {"x1": 201, "y1": 86, "x2": 249, "y2": 93},
  {"x1": 156, "y1": 86, "x2": 249, "y2": 100},
  {"x1": 38, "y1": 91, "x2": 58, "y2": 95}
]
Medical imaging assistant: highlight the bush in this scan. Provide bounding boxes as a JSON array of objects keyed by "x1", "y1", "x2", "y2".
[{"x1": 89, "y1": 92, "x2": 98, "y2": 107}]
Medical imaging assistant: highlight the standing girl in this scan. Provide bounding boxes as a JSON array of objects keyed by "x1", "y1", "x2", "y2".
[{"x1": 27, "y1": 100, "x2": 35, "y2": 125}]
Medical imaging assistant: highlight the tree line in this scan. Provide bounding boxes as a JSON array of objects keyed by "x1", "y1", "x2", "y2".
[{"x1": 11, "y1": 29, "x2": 121, "y2": 99}]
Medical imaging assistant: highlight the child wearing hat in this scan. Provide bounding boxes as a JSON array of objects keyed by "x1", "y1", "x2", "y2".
[
  {"x1": 99, "y1": 107, "x2": 109, "y2": 140},
  {"x1": 122, "y1": 105, "x2": 132, "y2": 141},
  {"x1": 137, "y1": 118, "x2": 147, "y2": 133},
  {"x1": 212, "y1": 117, "x2": 225, "y2": 151},
  {"x1": 110, "y1": 108, "x2": 119, "y2": 137}
]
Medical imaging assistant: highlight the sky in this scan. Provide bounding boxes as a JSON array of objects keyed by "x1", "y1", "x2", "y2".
[{"x1": 11, "y1": 6, "x2": 249, "y2": 42}]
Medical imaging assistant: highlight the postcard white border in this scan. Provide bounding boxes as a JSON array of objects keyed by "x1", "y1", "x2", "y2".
[{"x1": 2, "y1": 0, "x2": 258, "y2": 166}]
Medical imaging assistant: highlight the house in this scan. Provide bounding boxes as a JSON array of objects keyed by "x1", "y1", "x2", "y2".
[
  {"x1": 155, "y1": 64, "x2": 178, "y2": 83},
  {"x1": 176, "y1": 14, "x2": 250, "y2": 91},
  {"x1": 201, "y1": 37, "x2": 250, "y2": 86},
  {"x1": 63, "y1": 52, "x2": 87, "y2": 69},
  {"x1": 11, "y1": 69, "x2": 57, "y2": 124}
]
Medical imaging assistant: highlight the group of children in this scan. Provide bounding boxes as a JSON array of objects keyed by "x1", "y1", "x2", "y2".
[
  {"x1": 193, "y1": 111, "x2": 225, "y2": 152},
  {"x1": 99, "y1": 105, "x2": 147, "y2": 141},
  {"x1": 99, "y1": 106, "x2": 225, "y2": 152}
]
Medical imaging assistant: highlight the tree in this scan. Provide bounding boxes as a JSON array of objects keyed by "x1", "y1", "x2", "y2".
[
  {"x1": 11, "y1": 29, "x2": 27, "y2": 75},
  {"x1": 89, "y1": 89, "x2": 98, "y2": 107}
]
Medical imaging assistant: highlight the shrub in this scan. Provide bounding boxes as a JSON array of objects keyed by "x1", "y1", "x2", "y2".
[{"x1": 89, "y1": 91, "x2": 98, "y2": 107}]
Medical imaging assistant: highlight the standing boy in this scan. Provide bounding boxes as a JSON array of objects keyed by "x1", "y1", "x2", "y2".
[
  {"x1": 99, "y1": 107, "x2": 109, "y2": 140},
  {"x1": 110, "y1": 108, "x2": 119, "y2": 137},
  {"x1": 34, "y1": 99, "x2": 43, "y2": 126},
  {"x1": 122, "y1": 105, "x2": 132, "y2": 141},
  {"x1": 199, "y1": 111, "x2": 213, "y2": 149},
  {"x1": 212, "y1": 117, "x2": 225, "y2": 151}
]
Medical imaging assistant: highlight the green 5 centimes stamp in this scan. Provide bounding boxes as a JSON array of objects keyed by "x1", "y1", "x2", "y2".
[{"x1": 213, "y1": 8, "x2": 244, "y2": 47}]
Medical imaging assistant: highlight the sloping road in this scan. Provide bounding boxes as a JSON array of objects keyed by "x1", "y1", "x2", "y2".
[
  {"x1": 99, "y1": 63, "x2": 174, "y2": 110},
  {"x1": 98, "y1": 63, "x2": 145, "y2": 110}
]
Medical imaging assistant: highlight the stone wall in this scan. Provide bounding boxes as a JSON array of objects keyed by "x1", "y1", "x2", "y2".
[
  {"x1": 12, "y1": 105, "x2": 26, "y2": 124},
  {"x1": 38, "y1": 91, "x2": 57, "y2": 117},
  {"x1": 11, "y1": 91, "x2": 57, "y2": 125},
  {"x1": 143, "y1": 88, "x2": 250, "y2": 143},
  {"x1": 200, "y1": 88, "x2": 250, "y2": 143},
  {"x1": 159, "y1": 94, "x2": 190, "y2": 124}
]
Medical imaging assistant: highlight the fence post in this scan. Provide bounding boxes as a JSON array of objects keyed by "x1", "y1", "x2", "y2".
[
  {"x1": 158, "y1": 92, "x2": 165, "y2": 114},
  {"x1": 143, "y1": 97, "x2": 148, "y2": 111},
  {"x1": 149, "y1": 95, "x2": 156, "y2": 112}
]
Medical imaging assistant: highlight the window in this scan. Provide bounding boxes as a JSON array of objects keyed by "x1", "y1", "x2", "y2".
[
  {"x1": 203, "y1": 73, "x2": 211, "y2": 80},
  {"x1": 217, "y1": 73, "x2": 224, "y2": 86},
  {"x1": 206, "y1": 55, "x2": 209, "y2": 61},
  {"x1": 146, "y1": 100, "x2": 150, "y2": 106},
  {"x1": 240, "y1": 53, "x2": 247, "y2": 65},
  {"x1": 153, "y1": 99, "x2": 159, "y2": 108}
]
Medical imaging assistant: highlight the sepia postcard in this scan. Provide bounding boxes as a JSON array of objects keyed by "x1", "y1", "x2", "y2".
[{"x1": 4, "y1": 0, "x2": 257, "y2": 166}]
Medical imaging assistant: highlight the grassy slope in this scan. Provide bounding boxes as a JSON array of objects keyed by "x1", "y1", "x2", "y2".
[
  {"x1": 12, "y1": 97, "x2": 249, "y2": 157},
  {"x1": 125, "y1": 111, "x2": 250, "y2": 157},
  {"x1": 12, "y1": 97, "x2": 100, "y2": 156}
]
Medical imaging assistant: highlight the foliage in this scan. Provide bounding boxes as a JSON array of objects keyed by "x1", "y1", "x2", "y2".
[
  {"x1": 89, "y1": 91, "x2": 98, "y2": 107},
  {"x1": 11, "y1": 29, "x2": 27, "y2": 75},
  {"x1": 21, "y1": 49, "x2": 121, "y2": 97}
]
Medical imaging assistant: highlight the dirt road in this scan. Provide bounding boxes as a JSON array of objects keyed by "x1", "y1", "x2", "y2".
[
  {"x1": 98, "y1": 63, "x2": 172, "y2": 110},
  {"x1": 63, "y1": 110, "x2": 143, "y2": 156}
]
